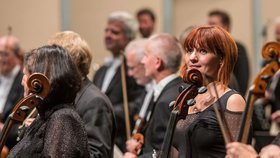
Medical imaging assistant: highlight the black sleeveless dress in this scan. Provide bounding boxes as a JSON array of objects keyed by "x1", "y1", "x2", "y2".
[{"x1": 172, "y1": 90, "x2": 243, "y2": 158}]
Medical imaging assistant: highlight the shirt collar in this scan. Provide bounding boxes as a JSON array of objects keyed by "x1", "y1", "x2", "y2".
[
  {"x1": 104, "y1": 56, "x2": 122, "y2": 68},
  {"x1": 0, "y1": 65, "x2": 20, "y2": 80},
  {"x1": 145, "y1": 81, "x2": 155, "y2": 92},
  {"x1": 153, "y1": 73, "x2": 178, "y2": 101}
]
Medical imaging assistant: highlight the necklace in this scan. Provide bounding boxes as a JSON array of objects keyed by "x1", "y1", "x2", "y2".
[{"x1": 189, "y1": 81, "x2": 226, "y2": 113}]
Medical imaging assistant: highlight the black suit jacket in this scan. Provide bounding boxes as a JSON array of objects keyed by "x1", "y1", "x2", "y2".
[
  {"x1": 93, "y1": 64, "x2": 142, "y2": 105},
  {"x1": 139, "y1": 77, "x2": 184, "y2": 158},
  {"x1": 234, "y1": 41, "x2": 250, "y2": 96},
  {"x1": 93, "y1": 64, "x2": 143, "y2": 152},
  {"x1": 2, "y1": 70, "x2": 24, "y2": 149},
  {"x1": 75, "y1": 77, "x2": 116, "y2": 158}
]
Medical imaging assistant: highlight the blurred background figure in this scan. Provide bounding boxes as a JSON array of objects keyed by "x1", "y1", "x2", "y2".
[
  {"x1": 124, "y1": 39, "x2": 156, "y2": 157},
  {"x1": 274, "y1": 17, "x2": 280, "y2": 42},
  {"x1": 123, "y1": 39, "x2": 153, "y2": 125},
  {"x1": 92, "y1": 11, "x2": 143, "y2": 152},
  {"x1": 124, "y1": 33, "x2": 184, "y2": 158},
  {"x1": 208, "y1": 9, "x2": 249, "y2": 96},
  {"x1": 0, "y1": 35, "x2": 24, "y2": 150},
  {"x1": 48, "y1": 31, "x2": 116, "y2": 158},
  {"x1": 136, "y1": 8, "x2": 156, "y2": 38},
  {"x1": 179, "y1": 26, "x2": 196, "y2": 46},
  {"x1": 8, "y1": 45, "x2": 89, "y2": 158}
]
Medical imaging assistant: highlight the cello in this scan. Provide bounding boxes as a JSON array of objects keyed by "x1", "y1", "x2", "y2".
[
  {"x1": 155, "y1": 69, "x2": 205, "y2": 158},
  {"x1": 239, "y1": 42, "x2": 280, "y2": 143},
  {"x1": 0, "y1": 73, "x2": 50, "y2": 155}
]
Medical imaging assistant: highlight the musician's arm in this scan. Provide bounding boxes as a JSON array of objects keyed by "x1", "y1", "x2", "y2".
[
  {"x1": 226, "y1": 94, "x2": 246, "y2": 112},
  {"x1": 82, "y1": 98, "x2": 115, "y2": 158},
  {"x1": 43, "y1": 110, "x2": 89, "y2": 158}
]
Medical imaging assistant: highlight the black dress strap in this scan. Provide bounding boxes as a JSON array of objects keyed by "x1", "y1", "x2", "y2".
[{"x1": 218, "y1": 90, "x2": 238, "y2": 111}]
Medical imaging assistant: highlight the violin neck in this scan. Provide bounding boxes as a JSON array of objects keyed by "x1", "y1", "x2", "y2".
[{"x1": 132, "y1": 117, "x2": 145, "y2": 135}]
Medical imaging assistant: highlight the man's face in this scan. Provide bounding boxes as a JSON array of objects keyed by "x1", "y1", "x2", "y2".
[
  {"x1": 141, "y1": 43, "x2": 158, "y2": 79},
  {"x1": 275, "y1": 23, "x2": 280, "y2": 42},
  {"x1": 126, "y1": 51, "x2": 150, "y2": 85},
  {"x1": 104, "y1": 21, "x2": 129, "y2": 56},
  {"x1": 138, "y1": 14, "x2": 155, "y2": 38},
  {"x1": 208, "y1": 15, "x2": 228, "y2": 31},
  {"x1": 0, "y1": 39, "x2": 17, "y2": 75}
]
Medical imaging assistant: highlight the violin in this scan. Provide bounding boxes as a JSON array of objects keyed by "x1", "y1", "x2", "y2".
[
  {"x1": 128, "y1": 115, "x2": 144, "y2": 155},
  {"x1": 239, "y1": 42, "x2": 280, "y2": 143},
  {"x1": 0, "y1": 73, "x2": 50, "y2": 153},
  {"x1": 156, "y1": 69, "x2": 204, "y2": 158}
]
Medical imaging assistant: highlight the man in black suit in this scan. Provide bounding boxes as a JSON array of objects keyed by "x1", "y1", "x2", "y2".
[
  {"x1": 136, "y1": 8, "x2": 156, "y2": 38},
  {"x1": 124, "y1": 39, "x2": 153, "y2": 134},
  {"x1": 93, "y1": 11, "x2": 143, "y2": 152},
  {"x1": 124, "y1": 33, "x2": 184, "y2": 158},
  {"x1": 48, "y1": 31, "x2": 116, "y2": 158},
  {"x1": 0, "y1": 35, "x2": 24, "y2": 149},
  {"x1": 208, "y1": 10, "x2": 250, "y2": 97}
]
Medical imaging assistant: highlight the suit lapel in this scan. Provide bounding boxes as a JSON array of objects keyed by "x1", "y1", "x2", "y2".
[
  {"x1": 94, "y1": 66, "x2": 108, "y2": 89},
  {"x1": 105, "y1": 66, "x2": 121, "y2": 94}
]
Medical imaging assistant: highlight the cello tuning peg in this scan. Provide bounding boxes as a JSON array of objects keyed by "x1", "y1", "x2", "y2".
[
  {"x1": 16, "y1": 106, "x2": 30, "y2": 114},
  {"x1": 198, "y1": 86, "x2": 207, "y2": 94},
  {"x1": 261, "y1": 75, "x2": 271, "y2": 82},
  {"x1": 186, "y1": 99, "x2": 196, "y2": 106},
  {"x1": 169, "y1": 101, "x2": 176, "y2": 109},
  {"x1": 178, "y1": 85, "x2": 186, "y2": 93}
]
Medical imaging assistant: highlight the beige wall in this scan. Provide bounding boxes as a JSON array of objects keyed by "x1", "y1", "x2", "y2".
[
  {"x1": 1, "y1": 0, "x2": 280, "y2": 82},
  {"x1": 174, "y1": 0, "x2": 253, "y2": 82},
  {"x1": 0, "y1": 0, "x2": 60, "y2": 52},
  {"x1": 263, "y1": 0, "x2": 280, "y2": 43}
]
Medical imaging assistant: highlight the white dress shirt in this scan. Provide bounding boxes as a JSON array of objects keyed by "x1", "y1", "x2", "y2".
[
  {"x1": 0, "y1": 65, "x2": 20, "y2": 113},
  {"x1": 138, "y1": 81, "x2": 155, "y2": 118},
  {"x1": 101, "y1": 57, "x2": 122, "y2": 93}
]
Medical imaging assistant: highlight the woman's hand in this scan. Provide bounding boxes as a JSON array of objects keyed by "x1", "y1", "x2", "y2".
[
  {"x1": 271, "y1": 110, "x2": 280, "y2": 124},
  {"x1": 259, "y1": 144, "x2": 280, "y2": 158},
  {"x1": 124, "y1": 152, "x2": 137, "y2": 158},
  {"x1": 126, "y1": 138, "x2": 141, "y2": 154},
  {"x1": 24, "y1": 118, "x2": 35, "y2": 127},
  {"x1": 226, "y1": 142, "x2": 258, "y2": 158}
]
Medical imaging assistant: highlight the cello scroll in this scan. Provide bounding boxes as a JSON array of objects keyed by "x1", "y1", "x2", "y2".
[{"x1": 0, "y1": 73, "x2": 50, "y2": 152}]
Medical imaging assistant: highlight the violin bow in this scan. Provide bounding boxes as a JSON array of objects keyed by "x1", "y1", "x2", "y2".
[
  {"x1": 120, "y1": 51, "x2": 131, "y2": 139},
  {"x1": 212, "y1": 82, "x2": 233, "y2": 144}
]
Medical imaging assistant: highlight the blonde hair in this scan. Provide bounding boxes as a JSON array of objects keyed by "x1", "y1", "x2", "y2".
[{"x1": 48, "y1": 31, "x2": 92, "y2": 76}]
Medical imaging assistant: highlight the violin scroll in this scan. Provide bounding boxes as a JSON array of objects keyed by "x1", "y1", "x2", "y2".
[
  {"x1": 0, "y1": 73, "x2": 50, "y2": 152},
  {"x1": 262, "y1": 42, "x2": 280, "y2": 60}
]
